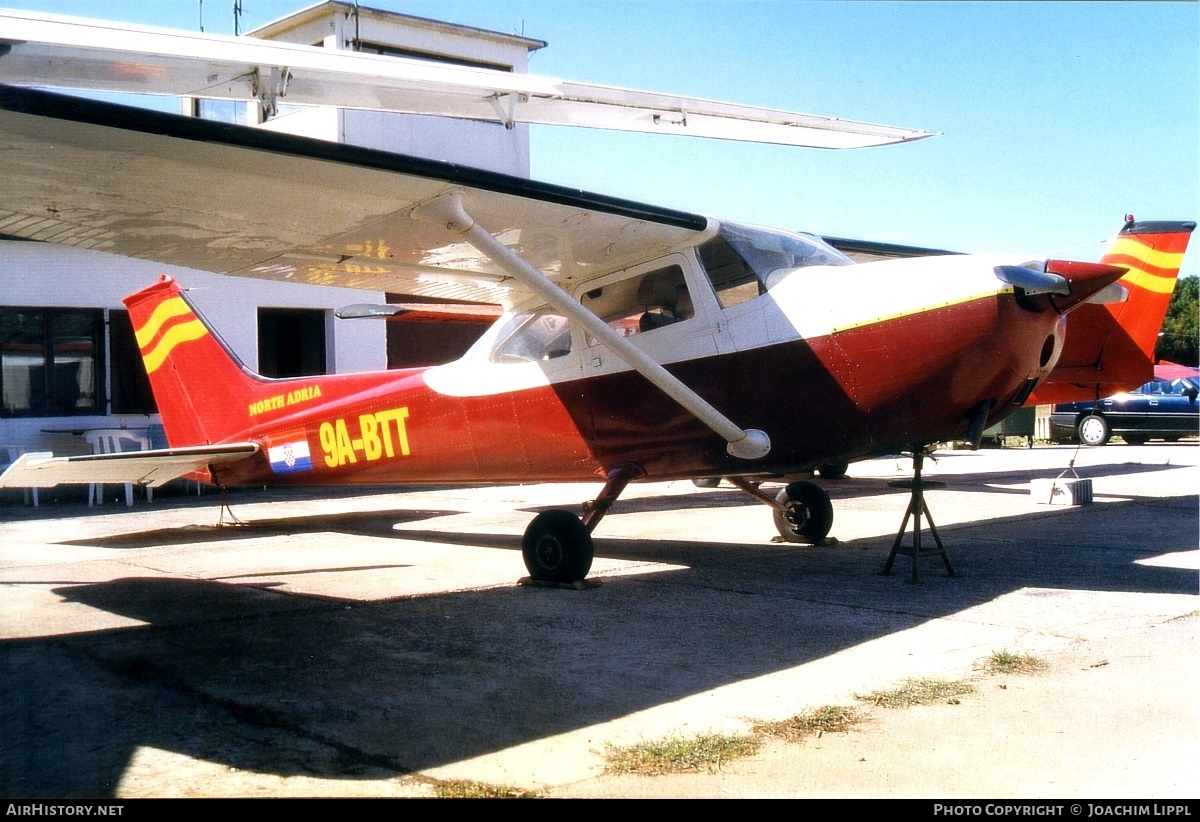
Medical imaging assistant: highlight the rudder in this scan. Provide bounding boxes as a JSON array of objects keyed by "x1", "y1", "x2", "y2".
[{"x1": 124, "y1": 277, "x2": 265, "y2": 446}]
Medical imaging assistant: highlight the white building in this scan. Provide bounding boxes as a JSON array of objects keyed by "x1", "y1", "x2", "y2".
[{"x1": 0, "y1": 2, "x2": 544, "y2": 468}]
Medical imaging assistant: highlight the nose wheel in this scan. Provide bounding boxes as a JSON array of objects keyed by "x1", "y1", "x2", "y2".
[
  {"x1": 772, "y1": 480, "x2": 835, "y2": 543},
  {"x1": 725, "y1": 476, "x2": 836, "y2": 545}
]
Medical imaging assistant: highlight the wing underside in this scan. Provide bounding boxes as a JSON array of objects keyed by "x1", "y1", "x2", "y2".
[{"x1": 0, "y1": 84, "x2": 709, "y2": 305}]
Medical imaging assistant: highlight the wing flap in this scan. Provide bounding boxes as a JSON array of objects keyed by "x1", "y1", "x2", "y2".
[
  {"x1": 0, "y1": 8, "x2": 933, "y2": 149},
  {"x1": 0, "y1": 444, "x2": 259, "y2": 489}
]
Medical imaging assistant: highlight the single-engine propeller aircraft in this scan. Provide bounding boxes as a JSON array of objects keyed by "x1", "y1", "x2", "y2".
[{"x1": 0, "y1": 10, "x2": 1194, "y2": 583}]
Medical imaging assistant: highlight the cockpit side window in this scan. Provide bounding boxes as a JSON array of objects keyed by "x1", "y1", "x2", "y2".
[
  {"x1": 699, "y1": 222, "x2": 853, "y2": 308},
  {"x1": 698, "y1": 234, "x2": 760, "y2": 309}
]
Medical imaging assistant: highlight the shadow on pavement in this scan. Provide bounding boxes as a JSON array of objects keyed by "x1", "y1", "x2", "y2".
[{"x1": 1, "y1": 482, "x2": 1195, "y2": 796}]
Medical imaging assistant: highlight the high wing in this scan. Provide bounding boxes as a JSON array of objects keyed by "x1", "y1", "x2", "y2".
[
  {"x1": 0, "y1": 83, "x2": 710, "y2": 305},
  {"x1": 0, "y1": 8, "x2": 934, "y2": 149},
  {"x1": 0, "y1": 444, "x2": 259, "y2": 489}
]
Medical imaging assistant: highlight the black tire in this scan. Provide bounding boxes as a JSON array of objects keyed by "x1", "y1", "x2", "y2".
[
  {"x1": 692, "y1": 477, "x2": 721, "y2": 488},
  {"x1": 1123, "y1": 434, "x2": 1148, "y2": 446},
  {"x1": 772, "y1": 480, "x2": 834, "y2": 543},
  {"x1": 522, "y1": 509, "x2": 594, "y2": 583},
  {"x1": 818, "y1": 461, "x2": 849, "y2": 480},
  {"x1": 1077, "y1": 414, "x2": 1110, "y2": 446}
]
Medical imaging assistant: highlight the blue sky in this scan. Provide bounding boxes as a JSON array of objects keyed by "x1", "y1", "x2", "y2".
[{"x1": 5, "y1": 1, "x2": 1198, "y2": 274}]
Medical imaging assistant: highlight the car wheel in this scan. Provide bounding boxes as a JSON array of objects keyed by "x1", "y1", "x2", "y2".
[{"x1": 1077, "y1": 414, "x2": 1109, "y2": 446}]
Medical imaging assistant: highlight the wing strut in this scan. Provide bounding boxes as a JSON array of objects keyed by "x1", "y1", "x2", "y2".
[{"x1": 412, "y1": 193, "x2": 771, "y2": 460}]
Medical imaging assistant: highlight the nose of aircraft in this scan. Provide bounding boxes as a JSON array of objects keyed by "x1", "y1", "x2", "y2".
[{"x1": 1043, "y1": 260, "x2": 1130, "y2": 314}]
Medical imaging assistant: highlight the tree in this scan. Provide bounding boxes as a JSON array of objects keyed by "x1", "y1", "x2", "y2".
[{"x1": 1155, "y1": 275, "x2": 1198, "y2": 366}]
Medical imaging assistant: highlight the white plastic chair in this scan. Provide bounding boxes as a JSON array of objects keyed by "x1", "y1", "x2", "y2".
[
  {"x1": 84, "y1": 429, "x2": 150, "y2": 507},
  {"x1": 0, "y1": 445, "x2": 38, "y2": 507}
]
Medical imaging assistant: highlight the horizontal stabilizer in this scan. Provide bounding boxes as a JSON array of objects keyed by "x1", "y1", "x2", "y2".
[
  {"x1": 0, "y1": 9, "x2": 933, "y2": 149},
  {"x1": 0, "y1": 444, "x2": 259, "y2": 489}
]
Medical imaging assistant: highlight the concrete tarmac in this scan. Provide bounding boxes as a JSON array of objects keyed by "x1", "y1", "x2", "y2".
[{"x1": 0, "y1": 443, "x2": 1196, "y2": 798}]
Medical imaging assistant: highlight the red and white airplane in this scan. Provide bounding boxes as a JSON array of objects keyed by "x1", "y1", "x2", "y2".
[{"x1": 0, "y1": 10, "x2": 1194, "y2": 583}]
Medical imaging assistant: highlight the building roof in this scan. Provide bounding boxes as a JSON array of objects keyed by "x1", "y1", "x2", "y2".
[{"x1": 248, "y1": 2, "x2": 547, "y2": 53}]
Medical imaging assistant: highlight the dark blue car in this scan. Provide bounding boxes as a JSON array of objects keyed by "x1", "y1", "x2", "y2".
[{"x1": 1050, "y1": 376, "x2": 1200, "y2": 446}]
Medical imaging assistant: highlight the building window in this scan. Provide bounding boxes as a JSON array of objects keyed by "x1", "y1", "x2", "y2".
[
  {"x1": 353, "y1": 41, "x2": 512, "y2": 72},
  {"x1": 191, "y1": 98, "x2": 251, "y2": 126},
  {"x1": 109, "y1": 309, "x2": 157, "y2": 415},
  {"x1": 0, "y1": 308, "x2": 104, "y2": 417},
  {"x1": 257, "y1": 308, "x2": 327, "y2": 378}
]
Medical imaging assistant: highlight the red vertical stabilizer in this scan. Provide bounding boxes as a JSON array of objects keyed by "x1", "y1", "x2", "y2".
[
  {"x1": 1029, "y1": 219, "x2": 1195, "y2": 405},
  {"x1": 123, "y1": 277, "x2": 266, "y2": 446}
]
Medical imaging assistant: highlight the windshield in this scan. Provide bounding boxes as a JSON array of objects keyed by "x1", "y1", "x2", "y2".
[
  {"x1": 722, "y1": 222, "x2": 852, "y2": 273},
  {"x1": 698, "y1": 221, "x2": 852, "y2": 308}
]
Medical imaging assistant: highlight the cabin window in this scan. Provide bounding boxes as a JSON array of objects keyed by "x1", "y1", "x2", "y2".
[
  {"x1": 0, "y1": 307, "x2": 104, "y2": 417},
  {"x1": 581, "y1": 264, "x2": 695, "y2": 341},
  {"x1": 492, "y1": 310, "x2": 573, "y2": 363},
  {"x1": 698, "y1": 222, "x2": 853, "y2": 308},
  {"x1": 258, "y1": 308, "x2": 327, "y2": 378}
]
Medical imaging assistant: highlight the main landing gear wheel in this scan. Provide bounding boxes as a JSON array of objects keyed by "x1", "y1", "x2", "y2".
[
  {"x1": 1077, "y1": 414, "x2": 1109, "y2": 446},
  {"x1": 772, "y1": 480, "x2": 834, "y2": 544},
  {"x1": 818, "y1": 461, "x2": 849, "y2": 480},
  {"x1": 522, "y1": 509, "x2": 594, "y2": 583}
]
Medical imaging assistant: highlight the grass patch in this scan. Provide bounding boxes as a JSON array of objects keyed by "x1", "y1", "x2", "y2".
[
  {"x1": 601, "y1": 678, "x2": 979, "y2": 779},
  {"x1": 752, "y1": 704, "x2": 863, "y2": 742},
  {"x1": 434, "y1": 779, "x2": 539, "y2": 799},
  {"x1": 604, "y1": 732, "x2": 761, "y2": 775},
  {"x1": 857, "y1": 678, "x2": 975, "y2": 708},
  {"x1": 984, "y1": 649, "x2": 1044, "y2": 674}
]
